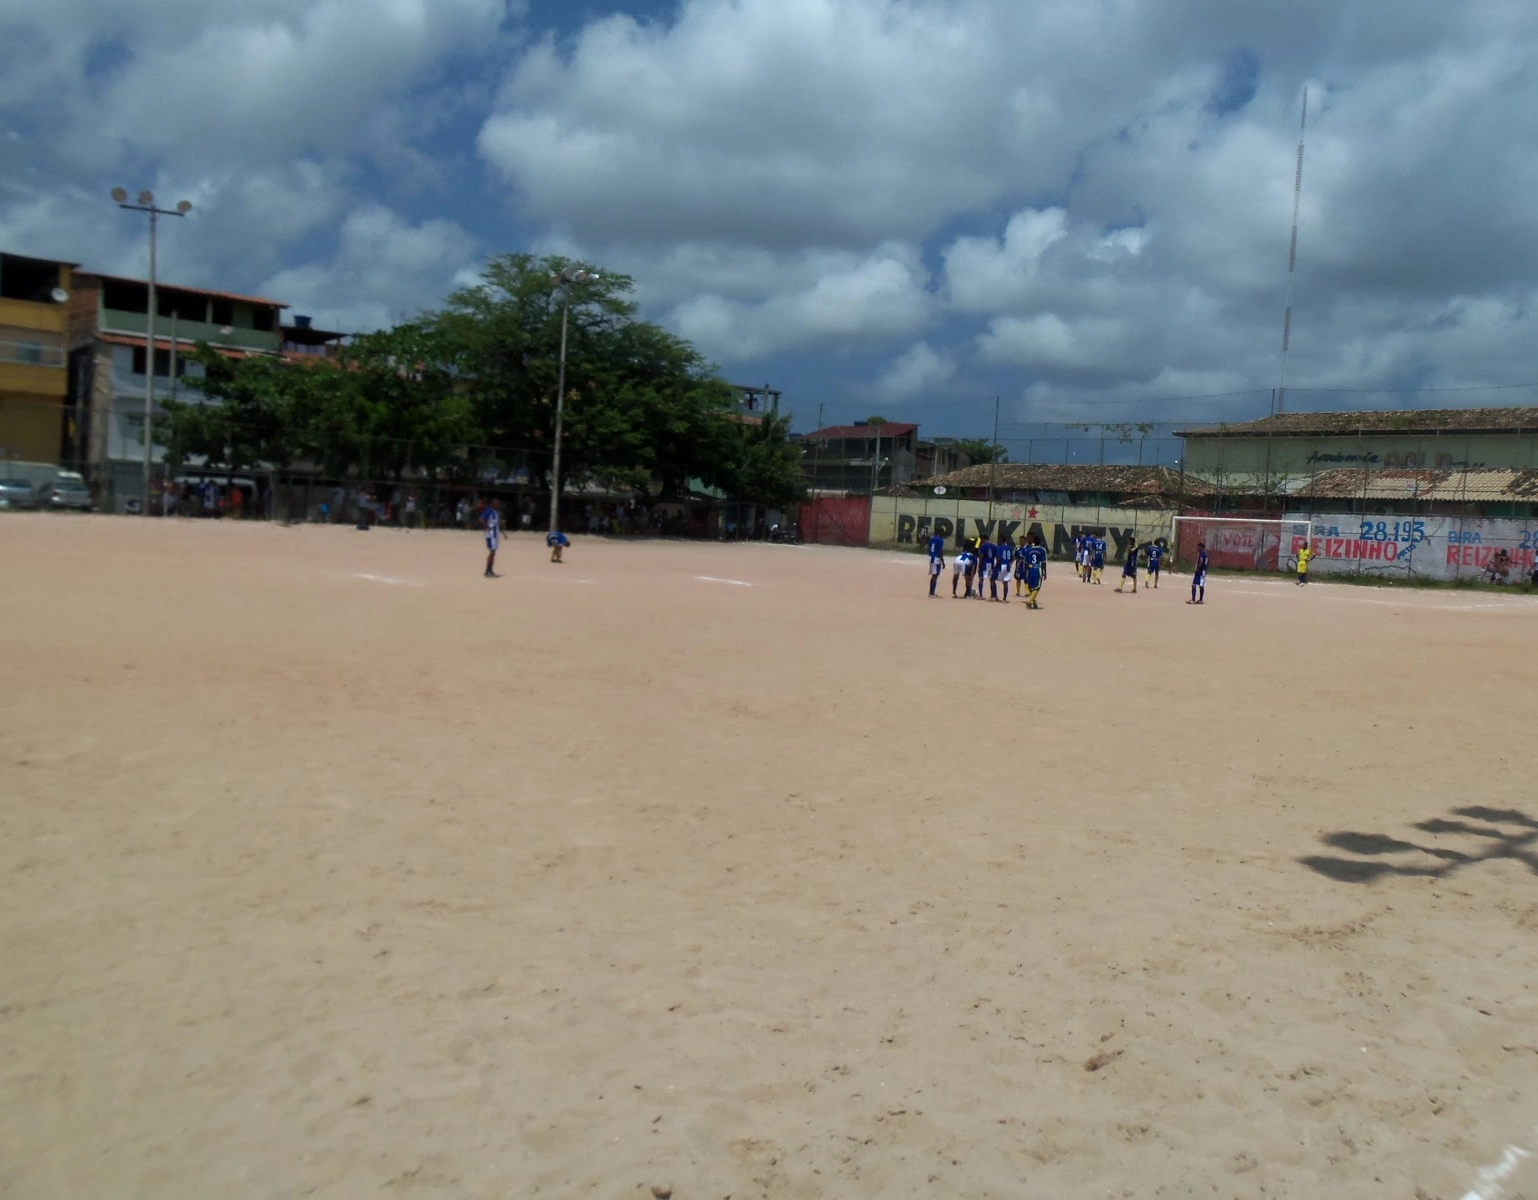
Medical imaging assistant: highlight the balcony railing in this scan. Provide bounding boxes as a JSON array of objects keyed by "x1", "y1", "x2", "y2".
[{"x1": 0, "y1": 338, "x2": 65, "y2": 368}]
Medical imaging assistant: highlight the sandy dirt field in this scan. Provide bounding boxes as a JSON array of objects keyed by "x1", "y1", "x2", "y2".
[{"x1": 2, "y1": 514, "x2": 1536, "y2": 1199}]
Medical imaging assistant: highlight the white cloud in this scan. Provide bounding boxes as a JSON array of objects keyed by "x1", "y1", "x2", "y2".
[
  {"x1": 2, "y1": 0, "x2": 509, "y2": 172},
  {"x1": 259, "y1": 205, "x2": 479, "y2": 333},
  {"x1": 874, "y1": 341, "x2": 956, "y2": 402},
  {"x1": 666, "y1": 244, "x2": 932, "y2": 362}
]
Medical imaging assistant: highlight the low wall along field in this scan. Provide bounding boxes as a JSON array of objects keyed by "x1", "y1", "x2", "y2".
[
  {"x1": 869, "y1": 494, "x2": 1176, "y2": 560},
  {"x1": 1285, "y1": 511, "x2": 1538, "y2": 581}
]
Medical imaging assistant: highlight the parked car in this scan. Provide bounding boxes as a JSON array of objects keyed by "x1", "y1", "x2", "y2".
[
  {"x1": 36, "y1": 473, "x2": 94, "y2": 512},
  {"x1": 0, "y1": 477, "x2": 36, "y2": 509}
]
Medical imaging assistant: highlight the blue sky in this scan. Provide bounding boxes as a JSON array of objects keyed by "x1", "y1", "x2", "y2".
[{"x1": 2, "y1": 0, "x2": 1536, "y2": 443}]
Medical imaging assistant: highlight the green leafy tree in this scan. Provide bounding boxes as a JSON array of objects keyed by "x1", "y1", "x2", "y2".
[{"x1": 949, "y1": 437, "x2": 1009, "y2": 465}]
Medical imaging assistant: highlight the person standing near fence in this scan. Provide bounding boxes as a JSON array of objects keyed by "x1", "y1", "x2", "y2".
[
  {"x1": 1296, "y1": 544, "x2": 1314, "y2": 585},
  {"x1": 926, "y1": 529, "x2": 946, "y2": 597},
  {"x1": 1090, "y1": 534, "x2": 1106, "y2": 584},
  {"x1": 482, "y1": 499, "x2": 503, "y2": 578}
]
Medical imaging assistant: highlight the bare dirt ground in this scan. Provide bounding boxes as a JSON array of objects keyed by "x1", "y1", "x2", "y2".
[{"x1": 2, "y1": 514, "x2": 1536, "y2": 1200}]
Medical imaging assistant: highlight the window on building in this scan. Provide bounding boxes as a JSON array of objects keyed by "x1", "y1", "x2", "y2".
[
  {"x1": 158, "y1": 292, "x2": 207, "y2": 322},
  {"x1": 210, "y1": 298, "x2": 234, "y2": 327},
  {"x1": 251, "y1": 306, "x2": 275, "y2": 332},
  {"x1": 102, "y1": 280, "x2": 149, "y2": 314},
  {"x1": 130, "y1": 346, "x2": 177, "y2": 378}
]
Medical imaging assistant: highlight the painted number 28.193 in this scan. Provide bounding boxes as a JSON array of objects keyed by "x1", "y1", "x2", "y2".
[{"x1": 1359, "y1": 520, "x2": 1425, "y2": 543}]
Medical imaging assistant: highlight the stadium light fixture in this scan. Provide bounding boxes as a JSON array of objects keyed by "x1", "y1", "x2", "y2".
[{"x1": 112, "y1": 187, "x2": 192, "y2": 517}]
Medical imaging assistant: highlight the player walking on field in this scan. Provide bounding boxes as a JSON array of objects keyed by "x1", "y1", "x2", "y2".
[
  {"x1": 1145, "y1": 538, "x2": 1166, "y2": 587},
  {"x1": 1187, "y1": 542, "x2": 1209, "y2": 605},
  {"x1": 926, "y1": 530, "x2": 946, "y2": 597},
  {"x1": 1014, "y1": 534, "x2": 1029, "y2": 597},
  {"x1": 1115, "y1": 538, "x2": 1140, "y2": 593},
  {"x1": 1090, "y1": 535, "x2": 1106, "y2": 584},
  {"x1": 482, "y1": 499, "x2": 503, "y2": 578}
]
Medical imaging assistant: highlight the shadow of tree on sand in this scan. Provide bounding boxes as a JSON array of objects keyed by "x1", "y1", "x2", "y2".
[{"x1": 1301, "y1": 806, "x2": 1538, "y2": 884}]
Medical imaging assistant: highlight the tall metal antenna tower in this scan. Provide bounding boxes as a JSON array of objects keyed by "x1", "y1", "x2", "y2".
[{"x1": 1275, "y1": 85, "x2": 1309, "y2": 417}]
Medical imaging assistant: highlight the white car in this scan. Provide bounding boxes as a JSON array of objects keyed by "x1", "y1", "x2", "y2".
[{"x1": 36, "y1": 474, "x2": 93, "y2": 512}]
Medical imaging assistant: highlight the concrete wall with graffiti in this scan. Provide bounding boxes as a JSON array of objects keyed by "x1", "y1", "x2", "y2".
[
  {"x1": 869, "y1": 495, "x2": 1177, "y2": 561},
  {"x1": 1283, "y1": 512, "x2": 1538, "y2": 581}
]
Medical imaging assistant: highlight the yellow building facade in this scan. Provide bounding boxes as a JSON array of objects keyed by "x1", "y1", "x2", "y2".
[{"x1": 0, "y1": 253, "x2": 74, "y2": 466}]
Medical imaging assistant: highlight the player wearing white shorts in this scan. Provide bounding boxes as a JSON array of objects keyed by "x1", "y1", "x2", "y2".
[
  {"x1": 926, "y1": 531, "x2": 946, "y2": 597},
  {"x1": 482, "y1": 499, "x2": 502, "y2": 577},
  {"x1": 953, "y1": 549, "x2": 977, "y2": 598}
]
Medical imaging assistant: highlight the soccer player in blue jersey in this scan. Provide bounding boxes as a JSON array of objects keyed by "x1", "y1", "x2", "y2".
[
  {"x1": 481, "y1": 498, "x2": 503, "y2": 577},
  {"x1": 976, "y1": 536, "x2": 996, "y2": 600},
  {"x1": 1145, "y1": 538, "x2": 1166, "y2": 588},
  {"x1": 1023, "y1": 535, "x2": 1048, "y2": 608},
  {"x1": 1187, "y1": 542, "x2": 1209, "y2": 604},
  {"x1": 546, "y1": 528, "x2": 570, "y2": 563},
  {"x1": 926, "y1": 530, "x2": 946, "y2": 597},
  {"x1": 1116, "y1": 537, "x2": 1140, "y2": 593},
  {"x1": 1014, "y1": 534, "x2": 1030, "y2": 597},
  {"x1": 1090, "y1": 534, "x2": 1106, "y2": 584},
  {"x1": 992, "y1": 535, "x2": 1013, "y2": 601}
]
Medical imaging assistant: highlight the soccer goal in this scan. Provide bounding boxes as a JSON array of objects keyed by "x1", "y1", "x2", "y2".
[{"x1": 1170, "y1": 515, "x2": 1316, "y2": 573}]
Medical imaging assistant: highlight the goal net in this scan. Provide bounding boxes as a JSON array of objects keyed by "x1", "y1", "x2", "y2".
[{"x1": 1171, "y1": 515, "x2": 1315, "y2": 572}]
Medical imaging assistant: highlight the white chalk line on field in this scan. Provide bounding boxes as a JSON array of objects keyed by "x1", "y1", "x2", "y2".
[
  {"x1": 352, "y1": 573, "x2": 422, "y2": 587},
  {"x1": 697, "y1": 575, "x2": 753, "y2": 587},
  {"x1": 1460, "y1": 1129, "x2": 1537, "y2": 1200}
]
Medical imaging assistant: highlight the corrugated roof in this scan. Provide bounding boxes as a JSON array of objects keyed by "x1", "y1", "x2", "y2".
[
  {"x1": 805, "y1": 422, "x2": 918, "y2": 439},
  {"x1": 918, "y1": 462, "x2": 1216, "y2": 497},
  {"x1": 1178, "y1": 405, "x2": 1538, "y2": 439},
  {"x1": 1292, "y1": 466, "x2": 1538, "y2": 502},
  {"x1": 78, "y1": 272, "x2": 288, "y2": 310}
]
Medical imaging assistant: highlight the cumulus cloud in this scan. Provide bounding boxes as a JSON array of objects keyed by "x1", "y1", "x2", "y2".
[
  {"x1": 666, "y1": 244, "x2": 932, "y2": 362},
  {"x1": 259, "y1": 205, "x2": 479, "y2": 333},
  {"x1": 873, "y1": 342, "x2": 956, "y2": 402}
]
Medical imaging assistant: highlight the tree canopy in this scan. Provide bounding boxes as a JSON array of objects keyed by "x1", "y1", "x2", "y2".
[
  {"x1": 948, "y1": 438, "x2": 1009, "y2": 465},
  {"x1": 161, "y1": 254, "x2": 805, "y2": 509}
]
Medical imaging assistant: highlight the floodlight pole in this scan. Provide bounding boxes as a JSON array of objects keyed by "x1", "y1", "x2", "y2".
[
  {"x1": 550, "y1": 281, "x2": 572, "y2": 533},
  {"x1": 548, "y1": 267, "x2": 596, "y2": 534},
  {"x1": 115, "y1": 191, "x2": 190, "y2": 516}
]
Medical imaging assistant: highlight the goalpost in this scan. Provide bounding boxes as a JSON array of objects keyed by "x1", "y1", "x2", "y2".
[{"x1": 1169, "y1": 515, "x2": 1316, "y2": 573}]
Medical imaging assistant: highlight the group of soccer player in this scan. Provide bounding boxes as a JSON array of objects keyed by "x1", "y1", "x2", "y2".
[
  {"x1": 926, "y1": 530, "x2": 1049, "y2": 607},
  {"x1": 1070, "y1": 532, "x2": 1166, "y2": 593},
  {"x1": 926, "y1": 530, "x2": 1213, "y2": 606}
]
